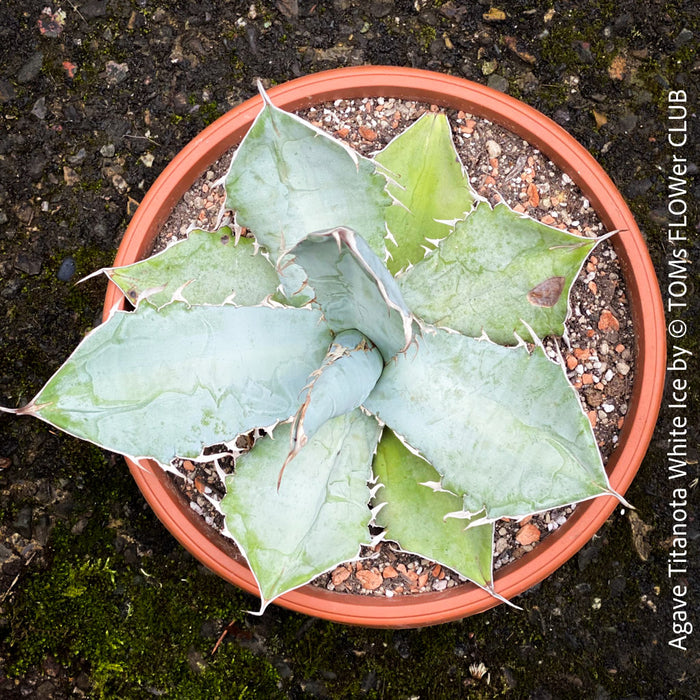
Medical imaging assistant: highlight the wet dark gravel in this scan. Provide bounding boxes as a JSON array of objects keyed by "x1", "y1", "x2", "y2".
[{"x1": 0, "y1": 1, "x2": 698, "y2": 698}]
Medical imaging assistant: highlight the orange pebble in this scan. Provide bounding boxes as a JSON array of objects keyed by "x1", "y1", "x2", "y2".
[
  {"x1": 516, "y1": 523, "x2": 541, "y2": 545},
  {"x1": 358, "y1": 126, "x2": 377, "y2": 142},
  {"x1": 382, "y1": 565, "x2": 398, "y2": 579},
  {"x1": 527, "y1": 182, "x2": 540, "y2": 207},
  {"x1": 356, "y1": 568, "x2": 383, "y2": 591},
  {"x1": 598, "y1": 309, "x2": 620, "y2": 331}
]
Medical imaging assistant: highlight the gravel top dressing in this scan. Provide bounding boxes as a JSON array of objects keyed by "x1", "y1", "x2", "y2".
[{"x1": 154, "y1": 98, "x2": 635, "y2": 600}]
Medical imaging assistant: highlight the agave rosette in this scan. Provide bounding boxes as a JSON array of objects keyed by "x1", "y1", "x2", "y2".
[{"x1": 4, "y1": 90, "x2": 622, "y2": 612}]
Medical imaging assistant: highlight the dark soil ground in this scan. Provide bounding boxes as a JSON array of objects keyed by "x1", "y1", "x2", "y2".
[{"x1": 0, "y1": 1, "x2": 698, "y2": 698}]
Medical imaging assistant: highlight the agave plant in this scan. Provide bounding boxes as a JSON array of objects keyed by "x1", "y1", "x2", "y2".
[{"x1": 2, "y1": 89, "x2": 625, "y2": 613}]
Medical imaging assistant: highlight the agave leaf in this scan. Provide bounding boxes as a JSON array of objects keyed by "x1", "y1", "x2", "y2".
[
  {"x1": 269, "y1": 263, "x2": 315, "y2": 308},
  {"x1": 224, "y1": 96, "x2": 391, "y2": 261},
  {"x1": 19, "y1": 304, "x2": 332, "y2": 464},
  {"x1": 99, "y1": 228, "x2": 280, "y2": 308},
  {"x1": 289, "y1": 227, "x2": 415, "y2": 361},
  {"x1": 373, "y1": 429, "x2": 493, "y2": 589},
  {"x1": 220, "y1": 410, "x2": 381, "y2": 612},
  {"x1": 364, "y1": 328, "x2": 610, "y2": 521},
  {"x1": 375, "y1": 112, "x2": 477, "y2": 275},
  {"x1": 398, "y1": 202, "x2": 597, "y2": 344},
  {"x1": 288, "y1": 329, "x2": 383, "y2": 467}
]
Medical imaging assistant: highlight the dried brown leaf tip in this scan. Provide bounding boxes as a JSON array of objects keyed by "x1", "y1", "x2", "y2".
[{"x1": 527, "y1": 276, "x2": 565, "y2": 307}]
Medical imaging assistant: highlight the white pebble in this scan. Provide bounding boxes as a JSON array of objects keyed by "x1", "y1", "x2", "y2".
[{"x1": 486, "y1": 139, "x2": 502, "y2": 159}]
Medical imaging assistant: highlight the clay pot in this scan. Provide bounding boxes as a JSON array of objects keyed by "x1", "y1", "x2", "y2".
[{"x1": 103, "y1": 67, "x2": 666, "y2": 628}]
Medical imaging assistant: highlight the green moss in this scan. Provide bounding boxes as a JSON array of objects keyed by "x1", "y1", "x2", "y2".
[
  {"x1": 229, "y1": 55, "x2": 246, "y2": 82},
  {"x1": 6, "y1": 521, "x2": 283, "y2": 699},
  {"x1": 539, "y1": 9, "x2": 612, "y2": 76},
  {"x1": 76, "y1": 178, "x2": 105, "y2": 193},
  {"x1": 415, "y1": 24, "x2": 437, "y2": 51},
  {"x1": 538, "y1": 0, "x2": 700, "y2": 114},
  {"x1": 200, "y1": 101, "x2": 224, "y2": 126}
]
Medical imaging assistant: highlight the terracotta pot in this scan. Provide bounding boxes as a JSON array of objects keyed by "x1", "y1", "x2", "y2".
[{"x1": 103, "y1": 67, "x2": 666, "y2": 628}]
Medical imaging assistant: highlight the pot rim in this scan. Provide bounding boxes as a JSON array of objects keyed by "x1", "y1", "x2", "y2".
[{"x1": 104, "y1": 66, "x2": 666, "y2": 628}]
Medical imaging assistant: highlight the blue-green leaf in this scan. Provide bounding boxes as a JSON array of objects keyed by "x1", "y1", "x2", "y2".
[
  {"x1": 224, "y1": 96, "x2": 391, "y2": 260},
  {"x1": 399, "y1": 202, "x2": 597, "y2": 343},
  {"x1": 365, "y1": 328, "x2": 609, "y2": 521},
  {"x1": 287, "y1": 329, "x2": 383, "y2": 467},
  {"x1": 289, "y1": 227, "x2": 415, "y2": 361},
  {"x1": 221, "y1": 410, "x2": 381, "y2": 612},
  {"x1": 20, "y1": 305, "x2": 332, "y2": 464},
  {"x1": 98, "y1": 228, "x2": 280, "y2": 308}
]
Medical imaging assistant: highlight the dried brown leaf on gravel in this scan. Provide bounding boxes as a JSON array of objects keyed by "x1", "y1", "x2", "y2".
[
  {"x1": 276, "y1": 0, "x2": 299, "y2": 19},
  {"x1": 628, "y1": 511, "x2": 652, "y2": 561}
]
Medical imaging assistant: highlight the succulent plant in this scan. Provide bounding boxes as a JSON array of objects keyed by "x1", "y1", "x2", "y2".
[{"x1": 2, "y1": 89, "x2": 626, "y2": 613}]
